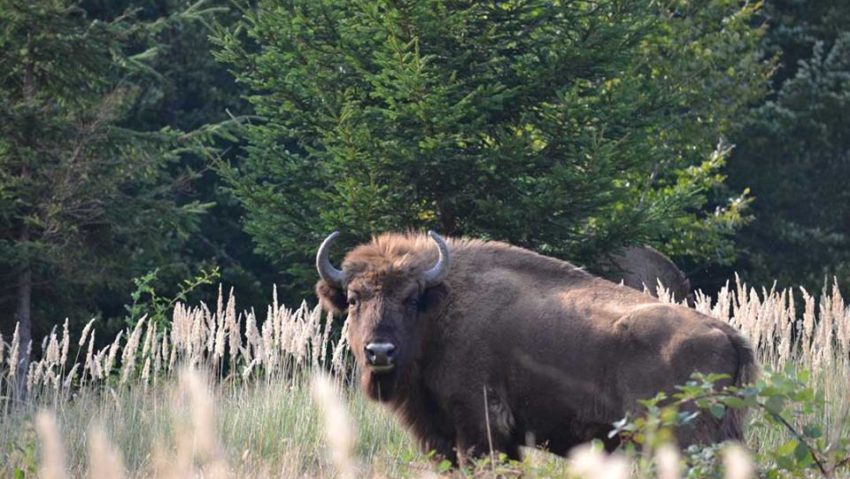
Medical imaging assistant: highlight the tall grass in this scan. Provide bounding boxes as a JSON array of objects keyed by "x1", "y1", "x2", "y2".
[
  {"x1": 0, "y1": 278, "x2": 848, "y2": 477},
  {"x1": 686, "y1": 277, "x2": 850, "y2": 456}
]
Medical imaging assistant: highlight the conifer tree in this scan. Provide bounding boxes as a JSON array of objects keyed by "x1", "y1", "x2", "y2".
[
  {"x1": 217, "y1": 0, "x2": 770, "y2": 293},
  {"x1": 729, "y1": 0, "x2": 850, "y2": 289},
  {"x1": 0, "y1": 0, "x2": 210, "y2": 386}
]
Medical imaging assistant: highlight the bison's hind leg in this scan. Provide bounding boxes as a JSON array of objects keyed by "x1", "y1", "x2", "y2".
[{"x1": 675, "y1": 400, "x2": 744, "y2": 448}]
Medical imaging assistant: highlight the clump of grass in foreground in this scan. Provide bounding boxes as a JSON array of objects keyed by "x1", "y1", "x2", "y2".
[
  {"x1": 9, "y1": 368, "x2": 771, "y2": 478},
  {"x1": 1, "y1": 368, "x2": 424, "y2": 477},
  {"x1": 0, "y1": 278, "x2": 848, "y2": 477}
]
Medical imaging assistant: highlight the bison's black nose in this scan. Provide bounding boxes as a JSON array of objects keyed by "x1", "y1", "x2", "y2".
[{"x1": 364, "y1": 342, "x2": 396, "y2": 371}]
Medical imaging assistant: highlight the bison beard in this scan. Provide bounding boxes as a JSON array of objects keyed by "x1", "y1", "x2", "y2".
[
  {"x1": 363, "y1": 368, "x2": 398, "y2": 402},
  {"x1": 315, "y1": 231, "x2": 757, "y2": 468}
]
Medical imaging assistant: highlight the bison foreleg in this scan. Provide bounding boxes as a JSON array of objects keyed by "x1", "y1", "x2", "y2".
[
  {"x1": 400, "y1": 408, "x2": 458, "y2": 465},
  {"x1": 418, "y1": 432, "x2": 457, "y2": 466},
  {"x1": 455, "y1": 429, "x2": 520, "y2": 468},
  {"x1": 453, "y1": 408, "x2": 521, "y2": 468}
]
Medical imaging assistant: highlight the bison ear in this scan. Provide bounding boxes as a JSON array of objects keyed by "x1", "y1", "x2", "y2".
[
  {"x1": 420, "y1": 283, "x2": 450, "y2": 314},
  {"x1": 316, "y1": 279, "x2": 347, "y2": 316}
]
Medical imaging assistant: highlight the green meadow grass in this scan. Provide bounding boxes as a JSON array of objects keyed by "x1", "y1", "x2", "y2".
[{"x1": 1, "y1": 279, "x2": 848, "y2": 478}]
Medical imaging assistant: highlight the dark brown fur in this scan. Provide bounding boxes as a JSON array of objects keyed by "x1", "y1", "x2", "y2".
[
  {"x1": 596, "y1": 245, "x2": 693, "y2": 303},
  {"x1": 316, "y1": 232, "x2": 756, "y2": 466}
]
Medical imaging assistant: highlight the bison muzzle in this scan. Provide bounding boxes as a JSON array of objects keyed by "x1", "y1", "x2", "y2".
[{"x1": 315, "y1": 231, "x2": 756, "y2": 467}]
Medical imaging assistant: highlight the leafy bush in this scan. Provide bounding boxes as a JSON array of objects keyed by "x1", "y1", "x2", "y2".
[
  {"x1": 123, "y1": 266, "x2": 221, "y2": 329},
  {"x1": 613, "y1": 369, "x2": 850, "y2": 478}
]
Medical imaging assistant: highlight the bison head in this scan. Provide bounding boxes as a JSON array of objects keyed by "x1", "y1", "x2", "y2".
[{"x1": 314, "y1": 231, "x2": 449, "y2": 402}]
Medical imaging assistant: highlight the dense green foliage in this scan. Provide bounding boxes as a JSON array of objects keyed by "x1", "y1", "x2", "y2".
[
  {"x1": 614, "y1": 369, "x2": 850, "y2": 478},
  {"x1": 0, "y1": 0, "x2": 849, "y2": 358},
  {"x1": 0, "y1": 0, "x2": 215, "y2": 363},
  {"x1": 74, "y1": 0, "x2": 277, "y2": 317},
  {"x1": 729, "y1": 0, "x2": 850, "y2": 290},
  {"x1": 0, "y1": 0, "x2": 267, "y2": 351},
  {"x1": 215, "y1": 0, "x2": 769, "y2": 291}
]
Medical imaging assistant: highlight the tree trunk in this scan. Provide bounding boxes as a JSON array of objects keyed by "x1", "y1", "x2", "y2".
[
  {"x1": 14, "y1": 262, "x2": 32, "y2": 400},
  {"x1": 14, "y1": 32, "x2": 35, "y2": 401},
  {"x1": 436, "y1": 198, "x2": 458, "y2": 236}
]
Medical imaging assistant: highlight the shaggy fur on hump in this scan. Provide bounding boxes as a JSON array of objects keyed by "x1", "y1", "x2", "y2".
[{"x1": 341, "y1": 231, "x2": 589, "y2": 289}]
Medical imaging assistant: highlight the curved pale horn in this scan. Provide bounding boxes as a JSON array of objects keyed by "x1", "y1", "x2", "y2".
[
  {"x1": 423, "y1": 231, "x2": 450, "y2": 287},
  {"x1": 316, "y1": 231, "x2": 345, "y2": 287}
]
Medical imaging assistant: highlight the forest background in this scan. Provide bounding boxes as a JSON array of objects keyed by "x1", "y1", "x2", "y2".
[{"x1": 2, "y1": 0, "x2": 849, "y2": 364}]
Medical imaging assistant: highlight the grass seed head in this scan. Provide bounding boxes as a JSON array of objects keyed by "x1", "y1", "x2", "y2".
[
  {"x1": 568, "y1": 443, "x2": 630, "y2": 479},
  {"x1": 655, "y1": 444, "x2": 681, "y2": 479},
  {"x1": 88, "y1": 426, "x2": 125, "y2": 479},
  {"x1": 723, "y1": 443, "x2": 754, "y2": 479},
  {"x1": 311, "y1": 372, "x2": 358, "y2": 479},
  {"x1": 36, "y1": 410, "x2": 67, "y2": 479}
]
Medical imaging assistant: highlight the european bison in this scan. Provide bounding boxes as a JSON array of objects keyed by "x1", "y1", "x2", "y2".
[
  {"x1": 596, "y1": 245, "x2": 693, "y2": 303},
  {"x1": 315, "y1": 231, "x2": 755, "y2": 466}
]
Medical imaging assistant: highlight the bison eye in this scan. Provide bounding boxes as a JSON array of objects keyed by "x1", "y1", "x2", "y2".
[
  {"x1": 404, "y1": 294, "x2": 419, "y2": 308},
  {"x1": 347, "y1": 296, "x2": 359, "y2": 308}
]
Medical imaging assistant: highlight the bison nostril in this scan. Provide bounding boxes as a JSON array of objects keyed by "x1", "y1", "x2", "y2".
[{"x1": 364, "y1": 342, "x2": 396, "y2": 368}]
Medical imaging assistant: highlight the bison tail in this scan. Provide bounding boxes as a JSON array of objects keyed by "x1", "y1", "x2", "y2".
[{"x1": 720, "y1": 329, "x2": 758, "y2": 441}]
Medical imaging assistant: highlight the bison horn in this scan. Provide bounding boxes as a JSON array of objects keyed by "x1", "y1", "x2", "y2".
[
  {"x1": 316, "y1": 231, "x2": 345, "y2": 287},
  {"x1": 423, "y1": 230, "x2": 450, "y2": 287}
]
